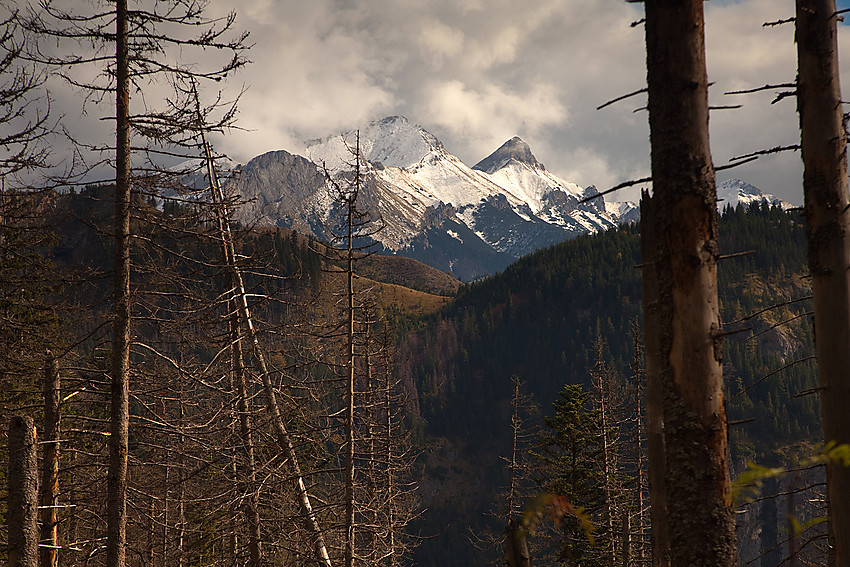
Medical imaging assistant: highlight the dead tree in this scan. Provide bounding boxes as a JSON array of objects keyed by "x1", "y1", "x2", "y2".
[
  {"x1": 40, "y1": 356, "x2": 60, "y2": 567},
  {"x1": 504, "y1": 377, "x2": 532, "y2": 567},
  {"x1": 322, "y1": 131, "x2": 381, "y2": 567},
  {"x1": 641, "y1": 1, "x2": 737, "y2": 566},
  {"x1": 23, "y1": 3, "x2": 248, "y2": 565},
  {"x1": 109, "y1": 3, "x2": 132, "y2": 563},
  {"x1": 0, "y1": 12, "x2": 50, "y2": 180},
  {"x1": 202, "y1": 129, "x2": 334, "y2": 567},
  {"x1": 630, "y1": 320, "x2": 649, "y2": 566},
  {"x1": 795, "y1": 2, "x2": 850, "y2": 565},
  {"x1": 8, "y1": 415, "x2": 39, "y2": 567}
]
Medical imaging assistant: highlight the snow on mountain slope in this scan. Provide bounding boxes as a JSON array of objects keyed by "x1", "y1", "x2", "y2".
[
  {"x1": 473, "y1": 137, "x2": 584, "y2": 213},
  {"x1": 305, "y1": 116, "x2": 437, "y2": 170},
  {"x1": 306, "y1": 116, "x2": 518, "y2": 210},
  {"x1": 717, "y1": 178, "x2": 791, "y2": 210},
  {"x1": 230, "y1": 116, "x2": 640, "y2": 280}
]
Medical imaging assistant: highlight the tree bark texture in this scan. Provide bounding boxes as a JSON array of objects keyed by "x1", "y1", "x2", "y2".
[
  {"x1": 504, "y1": 519, "x2": 531, "y2": 567},
  {"x1": 642, "y1": 2, "x2": 737, "y2": 566},
  {"x1": 641, "y1": 245, "x2": 669, "y2": 567},
  {"x1": 107, "y1": 0, "x2": 131, "y2": 565},
  {"x1": 795, "y1": 2, "x2": 850, "y2": 565},
  {"x1": 40, "y1": 357, "x2": 60, "y2": 567},
  {"x1": 8, "y1": 416, "x2": 39, "y2": 567}
]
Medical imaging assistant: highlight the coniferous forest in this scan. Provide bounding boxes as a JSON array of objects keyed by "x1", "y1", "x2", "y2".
[{"x1": 0, "y1": 185, "x2": 830, "y2": 566}]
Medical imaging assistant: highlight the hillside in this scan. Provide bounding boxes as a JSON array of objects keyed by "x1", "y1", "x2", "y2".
[
  {"x1": 404, "y1": 204, "x2": 818, "y2": 567},
  {"x1": 9, "y1": 189, "x2": 820, "y2": 567}
]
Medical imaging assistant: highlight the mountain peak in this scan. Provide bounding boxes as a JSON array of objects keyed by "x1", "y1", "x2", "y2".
[
  {"x1": 473, "y1": 136, "x2": 543, "y2": 174},
  {"x1": 379, "y1": 115, "x2": 408, "y2": 125},
  {"x1": 306, "y1": 115, "x2": 444, "y2": 171},
  {"x1": 717, "y1": 178, "x2": 791, "y2": 210}
]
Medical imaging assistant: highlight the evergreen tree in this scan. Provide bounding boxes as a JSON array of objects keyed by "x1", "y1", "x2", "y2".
[{"x1": 532, "y1": 384, "x2": 605, "y2": 566}]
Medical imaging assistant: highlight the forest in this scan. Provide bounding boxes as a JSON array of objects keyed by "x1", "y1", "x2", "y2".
[{"x1": 3, "y1": 1, "x2": 850, "y2": 567}]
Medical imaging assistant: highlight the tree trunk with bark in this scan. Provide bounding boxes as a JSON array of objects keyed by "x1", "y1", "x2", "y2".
[
  {"x1": 107, "y1": 0, "x2": 131, "y2": 565},
  {"x1": 344, "y1": 140, "x2": 359, "y2": 567},
  {"x1": 8, "y1": 416, "x2": 39, "y2": 567},
  {"x1": 504, "y1": 519, "x2": 531, "y2": 567},
  {"x1": 641, "y1": 2, "x2": 737, "y2": 566},
  {"x1": 40, "y1": 356, "x2": 60, "y2": 567},
  {"x1": 795, "y1": 2, "x2": 850, "y2": 565},
  {"x1": 230, "y1": 315, "x2": 263, "y2": 567}
]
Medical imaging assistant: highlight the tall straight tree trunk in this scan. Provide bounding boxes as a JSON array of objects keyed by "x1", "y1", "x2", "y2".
[
  {"x1": 382, "y1": 348, "x2": 397, "y2": 567},
  {"x1": 230, "y1": 313, "x2": 262, "y2": 567},
  {"x1": 631, "y1": 323, "x2": 648, "y2": 566},
  {"x1": 40, "y1": 356, "x2": 60, "y2": 567},
  {"x1": 107, "y1": 0, "x2": 131, "y2": 565},
  {"x1": 8, "y1": 416, "x2": 39, "y2": 567},
  {"x1": 795, "y1": 2, "x2": 850, "y2": 565},
  {"x1": 641, "y1": 253, "x2": 669, "y2": 567},
  {"x1": 641, "y1": 2, "x2": 736, "y2": 566},
  {"x1": 177, "y1": 382, "x2": 186, "y2": 567},
  {"x1": 344, "y1": 137, "x2": 359, "y2": 567}
]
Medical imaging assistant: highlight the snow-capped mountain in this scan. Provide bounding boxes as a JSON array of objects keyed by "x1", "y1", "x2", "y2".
[
  {"x1": 228, "y1": 116, "x2": 638, "y2": 280},
  {"x1": 717, "y1": 178, "x2": 791, "y2": 210}
]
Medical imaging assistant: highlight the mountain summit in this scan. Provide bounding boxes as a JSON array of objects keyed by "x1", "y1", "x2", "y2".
[
  {"x1": 229, "y1": 116, "x2": 639, "y2": 280},
  {"x1": 473, "y1": 136, "x2": 543, "y2": 174},
  {"x1": 717, "y1": 178, "x2": 790, "y2": 210},
  {"x1": 305, "y1": 115, "x2": 443, "y2": 171}
]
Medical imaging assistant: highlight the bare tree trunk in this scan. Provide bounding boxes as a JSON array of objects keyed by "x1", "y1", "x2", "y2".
[
  {"x1": 40, "y1": 357, "x2": 60, "y2": 567},
  {"x1": 162, "y1": 464, "x2": 169, "y2": 565},
  {"x1": 642, "y1": 219, "x2": 669, "y2": 567},
  {"x1": 596, "y1": 348, "x2": 615, "y2": 562},
  {"x1": 230, "y1": 314, "x2": 262, "y2": 567},
  {"x1": 789, "y1": 472, "x2": 800, "y2": 567},
  {"x1": 631, "y1": 323, "x2": 648, "y2": 566},
  {"x1": 642, "y1": 2, "x2": 736, "y2": 566},
  {"x1": 364, "y1": 330, "x2": 378, "y2": 565},
  {"x1": 345, "y1": 143, "x2": 358, "y2": 567},
  {"x1": 147, "y1": 499, "x2": 155, "y2": 567},
  {"x1": 9, "y1": 415, "x2": 39, "y2": 567},
  {"x1": 201, "y1": 131, "x2": 332, "y2": 567},
  {"x1": 177, "y1": 383, "x2": 185, "y2": 567},
  {"x1": 107, "y1": 0, "x2": 131, "y2": 564},
  {"x1": 795, "y1": 3, "x2": 850, "y2": 565},
  {"x1": 383, "y1": 348, "x2": 397, "y2": 567},
  {"x1": 504, "y1": 519, "x2": 531, "y2": 567}
]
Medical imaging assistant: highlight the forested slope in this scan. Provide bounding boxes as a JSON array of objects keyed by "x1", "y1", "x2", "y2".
[
  {"x1": 405, "y1": 204, "x2": 819, "y2": 567},
  {"x1": 0, "y1": 188, "x2": 820, "y2": 567}
]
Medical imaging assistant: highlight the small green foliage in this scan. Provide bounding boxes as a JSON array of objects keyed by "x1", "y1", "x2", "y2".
[
  {"x1": 788, "y1": 515, "x2": 827, "y2": 537},
  {"x1": 731, "y1": 462, "x2": 786, "y2": 505},
  {"x1": 822, "y1": 440, "x2": 850, "y2": 467},
  {"x1": 732, "y1": 442, "x2": 850, "y2": 505}
]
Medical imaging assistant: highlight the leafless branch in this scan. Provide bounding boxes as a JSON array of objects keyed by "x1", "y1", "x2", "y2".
[{"x1": 725, "y1": 83, "x2": 797, "y2": 96}]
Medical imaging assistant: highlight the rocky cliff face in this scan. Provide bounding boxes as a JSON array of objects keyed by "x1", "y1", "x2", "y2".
[{"x1": 227, "y1": 116, "x2": 639, "y2": 280}]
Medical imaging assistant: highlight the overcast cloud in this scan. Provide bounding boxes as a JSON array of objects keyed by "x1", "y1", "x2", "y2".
[{"x1": 34, "y1": 0, "x2": 850, "y2": 203}]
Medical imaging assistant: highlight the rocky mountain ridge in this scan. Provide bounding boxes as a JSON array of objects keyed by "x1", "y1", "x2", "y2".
[{"x1": 225, "y1": 116, "x2": 787, "y2": 280}]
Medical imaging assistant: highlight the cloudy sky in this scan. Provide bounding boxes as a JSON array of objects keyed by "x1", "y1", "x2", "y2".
[
  {"x1": 34, "y1": 0, "x2": 850, "y2": 203},
  {"x1": 197, "y1": 0, "x2": 850, "y2": 204}
]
